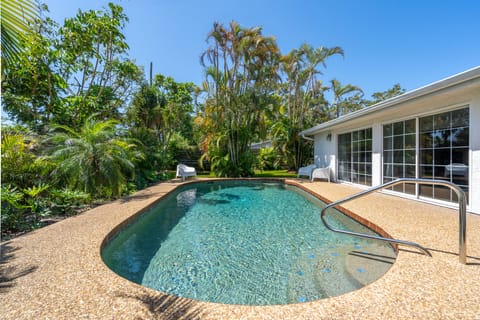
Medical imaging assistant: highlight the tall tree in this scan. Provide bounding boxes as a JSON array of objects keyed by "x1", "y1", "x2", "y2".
[
  {"x1": 198, "y1": 21, "x2": 280, "y2": 176},
  {"x1": 3, "y1": 3, "x2": 143, "y2": 132},
  {"x1": 274, "y1": 44, "x2": 343, "y2": 169},
  {"x1": 57, "y1": 3, "x2": 143, "y2": 127},
  {"x1": 367, "y1": 83, "x2": 406, "y2": 106},
  {"x1": 330, "y1": 78, "x2": 364, "y2": 117},
  {"x1": 127, "y1": 74, "x2": 196, "y2": 170},
  {"x1": 2, "y1": 16, "x2": 64, "y2": 132}
]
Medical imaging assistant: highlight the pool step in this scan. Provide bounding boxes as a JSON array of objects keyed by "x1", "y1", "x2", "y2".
[{"x1": 286, "y1": 242, "x2": 397, "y2": 303}]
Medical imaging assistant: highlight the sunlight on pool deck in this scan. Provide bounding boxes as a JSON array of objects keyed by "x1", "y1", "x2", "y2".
[{"x1": 1, "y1": 178, "x2": 479, "y2": 319}]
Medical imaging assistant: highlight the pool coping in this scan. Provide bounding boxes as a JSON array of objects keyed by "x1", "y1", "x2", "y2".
[
  {"x1": 1, "y1": 178, "x2": 479, "y2": 319},
  {"x1": 101, "y1": 178, "x2": 397, "y2": 254}
]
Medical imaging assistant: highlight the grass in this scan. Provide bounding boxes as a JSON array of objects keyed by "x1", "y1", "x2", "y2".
[
  {"x1": 196, "y1": 171, "x2": 216, "y2": 178},
  {"x1": 253, "y1": 170, "x2": 297, "y2": 178},
  {"x1": 195, "y1": 170, "x2": 297, "y2": 178}
]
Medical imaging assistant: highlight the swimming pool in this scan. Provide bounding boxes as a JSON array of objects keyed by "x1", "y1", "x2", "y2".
[{"x1": 102, "y1": 180, "x2": 396, "y2": 305}]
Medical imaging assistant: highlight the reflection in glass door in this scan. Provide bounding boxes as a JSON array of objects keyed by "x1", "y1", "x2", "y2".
[
  {"x1": 418, "y1": 107, "x2": 469, "y2": 203},
  {"x1": 338, "y1": 128, "x2": 372, "y2": 186},
  {"x1": 383, "y1": 119, "x2": 416, "y2": 194}
]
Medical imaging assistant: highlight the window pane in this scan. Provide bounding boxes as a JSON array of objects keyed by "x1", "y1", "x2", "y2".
[
  {"x1": 434, "y1": 165, "x2": 448, "y2": 179},
  {"x1": 452, "y1": 172, "x2": 468, "y2": 186},
  {"x1": 420, "y1": 150, "x2": 433, "y2": 165},
  {"x1": 420, "y1": 165, "x2": 433, "y2": 178},
  {"x1": 451, "y1": 107, "x2": 469, "y2": 128},
  {"x1": 394, "y1": 135, "x2": 403, "y2": 149},
  {"x1": 393, "y1": 165, "x2": 403, "y2": 177},
  {"x1": 384, "y1": 164, "x2": 393, "y2": 177},
  {"x1": 420, "y1": 116, "x2": 433, "y2": 132},
  {"x1": 384, "y1": 137, "x2": 393, "y2": 150},
  {"x1": 366, "y1": 152, "x2": 372, "y2": 162},
  {"x1": 405, "y1": 150, "x2": 416, "y2": 164},
  {"x1": 434, "y1": 186, "x2": 451, "y2": 202},
  {"x1": 451, "y1": 127, "x2": 469, "y2": 147},
  {"x1": 394, "y1": 122, "x2": 404, "y2": 135},
  {"x1": 360, "y1": 152, "x2": 366, "y2": 162},
  {"x1": 405, "y1": 165, "x2": 416, "y2": 178},
  {"x1": 434, "y1": 148, "x2": 450, "y2": 165},
  {"x1": 353, "y1": 152, "x2": 359, "y2": 162},
  {"x1": 433, "y1": 130, "x2": 450, "y2": 148},
  {"x1": 420, "y1": 185, "x2": 433, "y2": 198},
  {"x1": 405, "y1": 134, "x2": 416, "y2": 149},
  {"x1": 420, "y1": 132, "x2": 433, "y2": 148},
  {"x1": 365, "y1": 128, "x2": 372, "y2": 139},
  {"x1": 405, "y1": 119, "x2": 416, "y2": 134},
  {"x1": 365, "y1": 175, "x2": 372, "y2": 186},
  {"x1": 394, "y1": 150, "x2": 403, "y2": 163},
  {"x1": 434, "y1": 112, "x2": 450, "y2": 130},
  {"x1": 404, "y1": 183, "x2": 416, "y2": 195},
  {"x1": 358, "y1": 163, "x2": 366, "y2": 174},
  {"x1": 452, "y1": 148, "x2": 469, "y2": 164},
  {"x1": 384, "y1": 150, "x2": 393, "y2": 163},
  {"x1": 358, "y1": 130, "x2": 365, "y2": 140},
  {"x1": 359, "y1": 140, "x2": 366, "y2": 151},
  {"x1": 366, "y1": 164, "x2": 372, "y2": 174},
  {"x1": 393, "y1": 183, "x2": 404, "y2": 192},
  {"x1": 365, "y1": 139, "x2": 372, "y2": 150},
  {"x1": 384, "y1": 124, "x2": 393, "y2": 136}
]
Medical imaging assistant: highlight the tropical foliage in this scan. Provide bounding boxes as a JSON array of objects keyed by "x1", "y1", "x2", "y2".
[
  {"x1": 1, "y1": 4, "x2": 407, "y2": 238},
  {"x1": 273, "y1": 44, "x2": 344, "y2": 169},
  {"x1": 2, "y1": 3, "x2": 143, "y2": 132},
  {"x1": 0, "y1": 0, "x2": 39, "y2": 76},
  {"x1": 255, "y1": 147, "x2": 281, "y2": 171},
  {"x1": 197, "y1": 21, "x2": 280, "y2": 176},
  {"x1": 44, "y1": 117, "x2": 143, "y2": 198}
]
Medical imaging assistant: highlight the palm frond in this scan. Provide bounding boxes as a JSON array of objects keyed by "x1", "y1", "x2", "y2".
[{"x1": 1, "y1": 0, "x2": 39, "y2": 74}]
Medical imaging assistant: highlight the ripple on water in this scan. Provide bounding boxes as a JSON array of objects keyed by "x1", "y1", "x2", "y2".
[{"x1": 102, "y1": 181, "x2": 396, "y2": 305}]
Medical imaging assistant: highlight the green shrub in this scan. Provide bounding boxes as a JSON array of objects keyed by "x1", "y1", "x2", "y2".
[
  {"x1": 48, "y1": 188, "x2": 91, "y2": 215},
  {"x1": 205, "y1": 148, "x2": 255, "y2": 177},
  {"x1": 255, "y1": 147, "x2": 280, "y2": 171},
  {"x1": 1, "y1": 185, "x2": 30, "y2": 233}
]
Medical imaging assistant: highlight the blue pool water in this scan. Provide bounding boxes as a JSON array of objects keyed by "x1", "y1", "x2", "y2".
[{"x1": 102, "y1": 181, "x2": 396, "y2": 305}]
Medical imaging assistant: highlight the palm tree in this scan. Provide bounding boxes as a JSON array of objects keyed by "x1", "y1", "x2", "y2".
[
  {"x1": 330, "y1": 78, "x2": 364, "y2": 118},
  {"x1": 199, "y1": 21, "x2": 280, "y2": 176},
  {"x1": 46, "y1": 117, "x2": 143, "y2": 198},
  {"x1": 276, "y1": 44, "x2": 343, "y2": 169},
  {"x1": 1, "y1": 0, "x2": 39, "y2": 76}
]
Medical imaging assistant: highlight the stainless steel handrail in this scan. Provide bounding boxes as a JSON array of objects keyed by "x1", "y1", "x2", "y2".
[{"x1": 320, "y1": 178, "x2": 467, "y2": 264}]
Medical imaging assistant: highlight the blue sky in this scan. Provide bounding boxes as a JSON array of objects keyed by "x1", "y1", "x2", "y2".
[{"x1": 43, "y1": 0, "x2": 479, "y2": 98}]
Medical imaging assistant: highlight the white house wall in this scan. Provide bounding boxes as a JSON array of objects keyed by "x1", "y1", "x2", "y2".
[
  {"x1": 313, "y1": 132, "x2": 336, "y2": 178},
  {"x1": 311, "y1": 80, "x2": 480, "y2": 214},
  {"x1": 469, "y1": 94, "x2": 480, "y2": 213}
]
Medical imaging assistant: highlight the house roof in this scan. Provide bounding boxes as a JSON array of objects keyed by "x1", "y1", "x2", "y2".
[{"x1": 301, "y1": 66, "x2": 480, "y2": 136}]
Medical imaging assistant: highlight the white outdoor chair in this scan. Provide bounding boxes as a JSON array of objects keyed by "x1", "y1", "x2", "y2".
[
  {"x1": 311, "y1": 167, "x2": 330, "y2": 182},
  {"x1": 297, "y1": 164, "x2": 317, "y2": 180},
  {"x1": 176, "y1": 164, "x2": 197, "y2": 181}
]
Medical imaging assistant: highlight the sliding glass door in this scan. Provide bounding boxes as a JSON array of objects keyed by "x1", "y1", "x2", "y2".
[
  {"x1": 419, "y1": 107, "x2": 469, "y2": 202},
  {"x1": 381, "y1": 106, "x2": 469, "y2": 203},
  {"x1": 338, "y1": 128, "x2": 372, "y2": 186}
]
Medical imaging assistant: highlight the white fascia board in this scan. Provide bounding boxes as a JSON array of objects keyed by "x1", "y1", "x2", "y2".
[{"x1": 301, "y1": 66, "x2": 480, "y2": 136}]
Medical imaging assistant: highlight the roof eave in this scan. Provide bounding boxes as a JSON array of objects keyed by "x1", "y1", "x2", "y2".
[{"x1": 301, "y1": 66, "x2": 480, "y2": 136}]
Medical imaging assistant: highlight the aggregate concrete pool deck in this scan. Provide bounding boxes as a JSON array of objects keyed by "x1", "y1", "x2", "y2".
[{"x1": 1, "y1": 178, "x2": 479, "y2": 320}]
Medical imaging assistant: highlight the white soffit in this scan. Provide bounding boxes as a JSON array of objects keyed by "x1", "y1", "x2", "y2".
[{"x1": 301, "y1": 66, "x2": 480, "y2": 136}]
